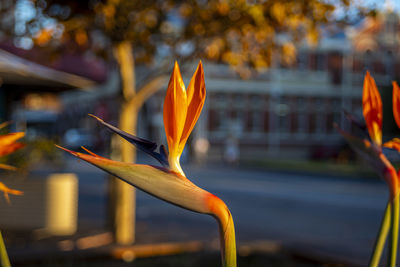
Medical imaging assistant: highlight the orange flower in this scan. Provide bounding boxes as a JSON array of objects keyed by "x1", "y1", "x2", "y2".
[
  {"x1": 382, "y1": 81, "x2": 400, "y2": 154},
  {"x1": 0, "y1": 133, "x2": 26, "y2": 157},
  {"x1": 339, "y1": 72, "x2": 400, "y2": 267},
  {"x1": 0, "y1": 182, "x2": 23, "y2": 204},
  {"x1": 163, "y1": 61, "x2": 206, "y2": 174},
  {"x1": 384, "y1": 81, "x2": 400, "y2": 152},
  {"x1": 58, "y1": 61, "x2": 236, "y2": 267},
  {"x1": 360, "y1": 74, "x2": 400, "y2": 155},
  {"x1": 392, "y1": 81, "x2": 400, "y2": 128},
  {"x1": 342, "y1": 73, "x2": 400, "y2": 194},
  {"x1": 0, "y1": 127, "x2": 24, "y2": 202},
  {"x1": 362, "y1": 71, "x2": 382, "y2": 146}
]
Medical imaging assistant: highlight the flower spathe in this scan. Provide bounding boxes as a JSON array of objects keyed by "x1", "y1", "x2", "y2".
[{"x1": 58, "y1": 61, "x2": 236, "y2": 267}]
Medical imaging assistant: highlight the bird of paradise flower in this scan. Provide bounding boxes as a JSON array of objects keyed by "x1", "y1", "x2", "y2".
[
  {"x1": 338, "y1": 72, "x2": 400, "y2": 267},
  {"x1": 0, "y1": 122, "x2": 24, "y2": 267},
  {"x1": 58, "y1": 61, "x2": 237, "y2": 267}
]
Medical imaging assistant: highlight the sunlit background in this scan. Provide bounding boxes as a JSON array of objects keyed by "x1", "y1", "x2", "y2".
[{"x1": 0, "y1": 0, "x2": 399, "y2": 266}]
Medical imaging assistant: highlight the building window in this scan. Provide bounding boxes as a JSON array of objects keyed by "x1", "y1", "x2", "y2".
[
  {"x1": 215, "y1": 93, "x2": 227, "y2": 108},
  {"x1": 317, "y1": 54, "x2": 327, "y2": 70},
  {"x1": 332, "y1": 112, "x2": 341, "y2": 132},
  {"x1": 208, "y1": 109, "x2": 217, "y2": 131},
  {"x1": 279, "y1": 113, "x2": 290, "y2": 133},
  {"x1": 231, "y1": 109, "x2": 244, "y2": 132},
  {"x1": 233, "y1": 93, "x2": 245, "y2": 108},
  {"x1": 278, "y1": 97, "x2": 290, "y2": 134},
  {"x1": 217, "y1": 109, "x2": 228, "y2": 131},
  {"x1": 263, "y1": 111, "x2": 269, "y2": 132},
  {"x1": 328, "y1": 52, "x2": 343, "y2": 85},
  {"x1": 297, "y1": 113, "x2": 307, "y2": 133},
  {"x1": 296, "y1": 97, "x2": 306, "y2": 111},
  {"x1": 309, "y1": 53, "x2": 317, "y2": 70},
  {"x1": 315, "y1": 113, "x2": 326, "y2": 134},
  {"x1": 332, "y1": 99, "x2": 341, "y2": 112},
  {"x1": 252, "y1": 111, "x2": 263, "y2": 132},
  {"x1": 250, "y1": 95, "x2": 262, "y2": 108},
  {"x1": 297, "y1": 52, "x2": 308, "y2": 70}
]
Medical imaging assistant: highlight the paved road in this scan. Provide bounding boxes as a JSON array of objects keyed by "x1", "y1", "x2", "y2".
[{"x1": 65, "y1": 156, "x2": 389, "y2": 266}]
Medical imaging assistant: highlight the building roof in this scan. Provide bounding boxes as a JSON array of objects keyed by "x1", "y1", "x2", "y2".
[{"x1": 0, "y1": 48, "x2": 96, "y2": 91}]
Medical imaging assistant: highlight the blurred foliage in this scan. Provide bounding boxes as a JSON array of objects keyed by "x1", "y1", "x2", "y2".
[
  {"x1": 0, "y1": 0, "x2": 358, "y2": 77},
  {"x1": 0, "y1": 137, "x2": 63, "y2": 173},
  {"x1": 0, "y1": 125, "x2": 61, "y2": 172}
]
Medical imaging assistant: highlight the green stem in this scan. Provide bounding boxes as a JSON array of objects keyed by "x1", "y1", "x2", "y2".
[
  {"x1": 388, "y1": 194, "x2": 399, "y2": 267},
  {"x1": 0, "y1": 230, "x2": 11, "y2": 267},
  {"x1": 369, "y1": 201, "x2": 391, "y2": 267}
]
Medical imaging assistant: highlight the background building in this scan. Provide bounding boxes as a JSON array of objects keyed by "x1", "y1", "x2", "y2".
[{"x1": 144, "y1": 10, "x2": 400, "y2": 162}]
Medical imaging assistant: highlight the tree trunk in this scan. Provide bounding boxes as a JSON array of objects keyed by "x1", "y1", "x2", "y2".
[
  {"x1": 110, "y1": 41, "x2": 169, "y2": 245},
  {"x1": 111, "y1": 41, "x2": 137, "y2": 245}
]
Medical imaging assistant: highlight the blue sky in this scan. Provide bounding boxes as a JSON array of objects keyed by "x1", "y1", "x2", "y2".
[{"x1": 364, "y1": 0, "x2": 400, "y2": 12}]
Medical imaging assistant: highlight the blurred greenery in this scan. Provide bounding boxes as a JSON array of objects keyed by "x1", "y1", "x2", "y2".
[{"x1": 0, "y1": 137, "x2": 63, "y2": 173}]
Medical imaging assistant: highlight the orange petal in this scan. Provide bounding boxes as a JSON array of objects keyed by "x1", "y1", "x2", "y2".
[
  {"x1": 0, "y1": 182, "x2": 23, "y2": 204},
  {"x1": 0, "y1": 121, "x2": 10, "y2": 130},
  {"x1": 0, "y1": 163, "x2": 17, "y2": 171},
  {"x1": 0, "y1": 132, "x2": 25, "y2": 146},
  {"x1": 179, "y1": 61, "x2": 206, "y2": 154},
  {"x1": 384, "y1": 138, "x2": 400, "y2": 152},
  {"x1": 163, "y1": 61, "x2": 188, "y2": 157},
  {"x1": 0, "y1": 142, "x2": 25, "y2": 157},
  {"x1": 362, "y1": 71, "x2": 382, "y2": 145},
  {"x1": 393, "y1": 81, "x2": 400, "y2": 129},
  {"x1": 80, "y1": 146, "x2": 107, "y2": 159}
]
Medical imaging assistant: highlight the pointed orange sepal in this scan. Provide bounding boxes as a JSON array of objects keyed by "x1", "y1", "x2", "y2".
[
  {"x1": 80, "y1": 146, "x2": 107, "y2": 159},
  {"x1": 0, "y1": 132, "x2": 25, "y2": 146},
  {"x1": 362, "y1": 71, "x2": 382, "y2": 145},
  {"x1": 0, "y1": 121, "x2": 10, "y2": 130},
  {"x1": 384, "y1": 138, "x2": 400, "y2": 152},
  {"x1": 0, "y1": 182, "x2": 23, "y2": 204},
  {"x1": 163, "y1": 61, "x2": 206, "y2": 159},
  {"x1": 0, "y1": 142, "x2": 25, "y2": 157},
  {"x1": 0, "y1": 132, "x2": 25, "y2": 156},
  {"x1": 393, "y1": 81, "x2": 400, "y2": 129},
  {"x1": 55, "y1": 144, "x2": 80, "y2": 157},
  {"x1": 0, "y1": 163, "x2": 17, "y2": 171},
  {"x1": 163, "y1": 61, "x2": 188, "y2": 158},
  {"x1": 179, "y1": 61, "x2": 206, "y2": 153}
]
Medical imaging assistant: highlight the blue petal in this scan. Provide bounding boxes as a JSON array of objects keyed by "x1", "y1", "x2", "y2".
[
  {"x1": 343, "y1": 110, "x2": 369, "y2": 139},
  {"x1": 89, "y1": 114, "x2": 169, "y2": 167}
]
